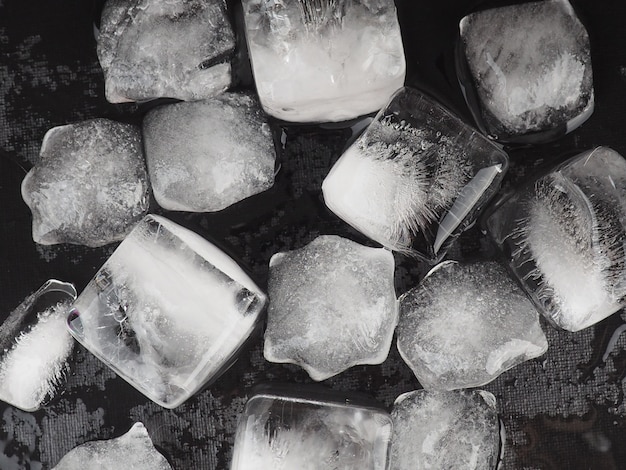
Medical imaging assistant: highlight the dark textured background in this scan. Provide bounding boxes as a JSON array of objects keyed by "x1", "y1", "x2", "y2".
[{"x1": 2, "y1": 0, "x2": 626, "y2": 468}]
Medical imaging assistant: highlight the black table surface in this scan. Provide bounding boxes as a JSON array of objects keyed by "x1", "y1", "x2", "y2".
[{"x1": 2, "y1": 0, "x2": 626, "y2": 468}]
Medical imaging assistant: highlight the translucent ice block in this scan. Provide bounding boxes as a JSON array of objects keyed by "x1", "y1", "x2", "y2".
[
  {"x1": 457, "y1": 0, "x2": 594, "y2": 143},
  {"x1": 241, "y1": 0, "x2": 406, "y2": 122},
  {"x1": 323, "y1": 87, "x2": 508, "y2": 261},
  {"x1": 484, "y1": 147, "x2": 626, "y2": 332},
  {"x1": 0, "y1": 280, "x2": 76, "y2": 412},
  {"x1": 264, "y1": 235, "x2": 397, "y2": 381},
  {"x1": 97, "y1": 0, "x2": 235, "y2": 103},
  {"x1": 231, "y1": 386, "x2": 392, "y2": 469},
  {"x1": 67, "y1": 214, "x2": 267, "y2": 408},
  {"x1": 143, "y1": 92, "x2": 276, "y2": 212},
  {"x1": 397, "y1": 261, "x2": 548, "y2": 390}
]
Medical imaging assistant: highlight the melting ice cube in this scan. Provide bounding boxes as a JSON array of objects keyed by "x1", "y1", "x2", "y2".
[
  {"x1": 52, "y1": 422, "x2": 171, "y2": 469},
  {"x1": 97, "y1": 0, "x2": 235, "y2": 103},
  {"x1": 241, "y1": 0, "x2": 406, "y2": 122},
  {"x1": 264, "y1": 235, "x2": 397, "y2": 381},
  {"x1": 21, "y1": 119, "x2": 149, "y2": 247},
  {"x1": 457, "y1": 0, "x2": 593, "y2": 143},
  {"x1": 67, "y1": 214, "x2": 267, "y2": 408},
  {"x1": 485, "y1": 147, "x2": 626, "y2": 332},
  {"x1": 0, "y1": 280, "x2": 76, "y2": 412},
  {"x1": 390, "y1": 389, "x2": 502, "y2": 470},
  {"x1": 143, "y1": 92, "x2": 276, "y2": 212},
  {"x1": 397, "y1": 261, "x2": 548, "y2": 390},
  {"x1": 231, "y1": 386, "x2": 392, "y2": 470},
  {"x1": 322, "y1": 87, "x2": 508, "y2": 261}
]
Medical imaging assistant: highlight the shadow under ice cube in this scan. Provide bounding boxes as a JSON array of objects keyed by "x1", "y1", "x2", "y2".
[{"x1": 67, "y1": 214, "x2": 267, "y2": 408}]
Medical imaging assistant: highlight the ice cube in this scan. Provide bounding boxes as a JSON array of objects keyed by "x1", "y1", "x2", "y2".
[
  {"x1": 231, "y1": 386, "x2": 392, "y2": 469},
  {"x1": 52, "y1": 422, "x2": 171, "y2": 469},
  {"x1": 264, "y1": 235, "x2": 397, "y2": 381},
  {"x1": 97, "y1": 0, "x2": 235, "y2": 103},
  {"x1": 390, "y1": 389, "x2": 502, "y2": 470},
  {"x1": 457, "y1": 0, "x2": 593, "y2": 143},
  {"x1": 485, "y1": 147, "x2": 626, "y2": 332},
  {"x1": 397, "y1": 261, "x2": 548, "y2": 390},
  {"x1": 143, "y1": 92, "x2": 276, "y2": 212},
  {"x1": 241, "y1": 0, "x2": 405, "y2": 122},
  {"x1": 67, "y1": 214, "x2": 267, "y2": 408},
  {"x1": 0, "y1": 280, "x2": 76, "y2": 412},
  {"x1": 322, "y1": 87, "x2": 508, "y2": 261},
  {"x1": 21, "y1": 119, "x2": 149, "y2": 247}
]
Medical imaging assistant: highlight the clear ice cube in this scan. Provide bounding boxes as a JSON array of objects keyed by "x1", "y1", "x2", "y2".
[
  {"x1": 484, "y1": 147, "x2": 626, "y2": 332},
  {"x1": 390, "y1": 389, "x2": 502, "y2": 470},
  {"x1": 0, "y1": 280, "x2": 76, "y2": 412},
  {"x1": 264, "y1": 235, "x2": 397, "y2": 381},
  {"x1": 231, "y1": 386, "x2": 392, "y2": 469},
  {"x1": 67, "y1": 214, "x2": 267, "y2": 408},
  {"x1": 143, "y1": 92, "x2": 276, "y2": 212},
  {"x1": 457, "y1": 0, "x2": 594, "y2": 143},
  {"x1": 21, "y1": 119, "x2": 149, "y2": 247},
  {"x1": 52, "y1": 422, "x2": 171, "y2": 469},
  {"x1": 97, "y1": 0, "x2": 235, "y2": 103},
  {"x1": 397, "y1": 261, "x2": 548, "y2": 390},
  {"x1": 322, "y1": 87, "x2": 508, "y2": 261},
  {"x1": 241, "y1": 0, "x2": 406, "y2": 122}
]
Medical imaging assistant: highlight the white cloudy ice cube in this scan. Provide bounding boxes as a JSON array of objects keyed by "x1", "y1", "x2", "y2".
[
  {"x1": 397, "y1": 261, "x2": 548, "y2": 390},
  {"x1": 264, "y1": 235, "x2": 397, "y2": 381},
  {"x1": 67, "y1": 214, "x2": 267, "y2": 408},
  {"x1": 390, "y1": 389, "x2": 502, "y2": 470},
  {"x1": 143, "y1": 92, "x2": 276, "y2": 212},
  {"x1": 21, "y1": 119, "x2": 149, "y2": 247},
  {"x1": 242, "y1": 0, "x2": 405, "y2": 122},
  {"x1": 97, "y1": 0, "x2": 235, "y2": 103},
  {"x1": 458, "y1": 0, "x2": 593, "y2": 143},
  {"x1": 52, "y1": 422, "x2": 171, "y2": 469}
]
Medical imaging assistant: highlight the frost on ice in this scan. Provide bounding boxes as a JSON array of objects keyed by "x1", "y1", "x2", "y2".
[
  {"x1": 458, "y1": 0, "x2": 593, "y2": 142},
  {"x1": 322, "y1": 87, "x2": 507, "y2": 261},
  {"x1": 231, "y1": 389, "x2": 392, "y2": 469},
  {"x1": 396, "y1": 261, "x2": 548, "y2": 390},
  {"x1": 390, "y1": 390, "x2": 502, "y2": 470},
  {"x1": 97, "y1": 0, "x2": 235, "y2": 103},
  {"x1": 485, "y1": 147, "x2": 626, "y2": 332},
  {"x1": 242, "y1": 0, "x2": 405, "y2": 122},
  {"x1": 21, "y1": 119, "x2": 149, "y2": 247},
  {"x1": 143, "y1": 92, "x2": 276, "y2": 212},
  {"x1": 0, "y1": 280, "x2": 76, "y2": 412},
  {"x1": 52, "y1": 422, "x2": 171, "y2": 470},
  {"x1": 67, "y1": 214, "x2": 267, "y2": 408},
  {"x1": 264, "y1": 235, "x2": 397, "y2": 381}
]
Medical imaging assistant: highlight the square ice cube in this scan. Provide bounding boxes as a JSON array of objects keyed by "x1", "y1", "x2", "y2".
[
  {"x1": 67, "y1": 214, "x2": 267, "y2": 408},
  {"x1": 241, "y1": 0, "x2": 406, "y2": 122},
  {"x1": 484, "y1": 147, "x2": 626, "y2": 332},
  {"x1": 457, "y1": 0, "x2": 594, "y2": 143},
  {"x1": 322, "y1": 87, "x2": 508, "y2": 262},
  {"x1": 231, "y1": 386, "x2": 392, "y2": 469}
]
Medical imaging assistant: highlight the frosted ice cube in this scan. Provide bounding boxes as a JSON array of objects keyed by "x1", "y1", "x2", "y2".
[
  {"x1": 231, "y1": 387, "x2": 392, "y2": 470},
  {"x1": 0, "y1": 280, "x2": 76, "y2": 412},
  {"x1": 242, "y1": 0, "x2": 405, "y2": 122},
  {"x1": 97, "y1": 0, "x2": 235, "y2": 103},
  {"x1": 52, "y1": 422, "x2": 171, "y2": 469},
  {"x1": 397, "y1": 261, "x2": 548, "y2": 390},
  {"x1": 264, "y1": 235, "x2": 397, "y2": 381},
  {"x1": 322, "y1": 87, "x2": 508, "y2": 261},
  {"x1": 67, "y1": 214, "x2": 267, "y2": 408},
  {"x1": 390, "y1": 389, "x2": 502, "y2": 470},
  {"x1": 143, "y1": 92, "x2": 276, "y2": 212},
  {"x1": 457, "y1": 0, "x2": 593, "y2": 143},
  {"x1": 21, "y1": 119, "x2": 149, "y2": 247},
  {"x1": 484, "y1": 147, "x2": 626, "y2": 332}
]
